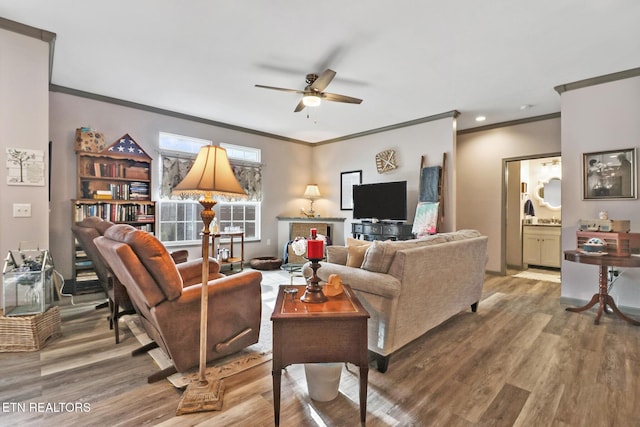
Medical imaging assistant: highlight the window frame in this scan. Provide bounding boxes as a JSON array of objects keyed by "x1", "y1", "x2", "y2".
[{"x1": 157, "y1": 135, "x2": 262, "y2": 245}]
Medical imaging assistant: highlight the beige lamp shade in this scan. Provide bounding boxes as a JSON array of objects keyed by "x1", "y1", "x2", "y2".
[
  {"x1": 303, "y1": 184, "x2": 321, "y2": 199},
  {"x1": 173, "y1": 145, "x2": 247, "y2": 198}
]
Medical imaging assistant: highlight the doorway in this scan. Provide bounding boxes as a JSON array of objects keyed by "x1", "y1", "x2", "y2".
[{"x1": 502, "y1": 153, "x2": 562, "y2": 274}]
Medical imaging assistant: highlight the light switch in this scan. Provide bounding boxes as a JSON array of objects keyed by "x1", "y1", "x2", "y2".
[{"x1": 13, "y1": 203, "x2": 31, "y2": 218}]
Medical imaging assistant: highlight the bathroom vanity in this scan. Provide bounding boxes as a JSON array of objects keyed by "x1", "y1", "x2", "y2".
[{"x1": 522, "y1": 224, "x2": 561, "y2": 268}]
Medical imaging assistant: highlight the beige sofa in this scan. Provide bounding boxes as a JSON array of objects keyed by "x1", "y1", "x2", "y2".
[{"x1": 303, "y1": 230, "x2": 488, "y2": 372}]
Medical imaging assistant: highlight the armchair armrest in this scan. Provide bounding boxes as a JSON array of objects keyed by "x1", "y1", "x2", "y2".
[
  {"x1": 154, "y1": 270, "x2": 262, "y2": 372},
  {"x1": 170, "y1": 249, "x2": 189, "y2": 264},
  {"x1": 177, "y1": 257, "x2": 222, "y2": 287}
]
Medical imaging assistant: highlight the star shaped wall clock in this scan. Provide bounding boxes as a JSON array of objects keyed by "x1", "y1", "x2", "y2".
[{"x1": 375, "y1": 149, "x2": 397, "y2": 174}]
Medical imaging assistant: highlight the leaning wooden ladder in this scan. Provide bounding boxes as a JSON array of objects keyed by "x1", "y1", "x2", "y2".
[{"x1": 418, "y1": 153, "x2": 446, "y2": 232}]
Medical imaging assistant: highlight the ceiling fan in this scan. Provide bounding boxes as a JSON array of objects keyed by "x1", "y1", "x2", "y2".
[{"x1": 255, "y1": 69, "x2": 363, "y2": 112}]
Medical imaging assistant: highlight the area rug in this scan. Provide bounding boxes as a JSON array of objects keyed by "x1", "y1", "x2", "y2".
[
  {"x1": 122, "y1": 282, "x2": 278, "y2": 389},
  {"x1": 512, "y1": 270, "x2": 561, "y2": 283}
]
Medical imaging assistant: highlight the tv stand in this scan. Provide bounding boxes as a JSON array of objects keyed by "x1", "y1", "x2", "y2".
[{"x1": 352, "y1": 222, "x2": 413, "y2": 241}]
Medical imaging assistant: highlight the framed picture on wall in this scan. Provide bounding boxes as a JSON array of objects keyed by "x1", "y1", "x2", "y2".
[
  {"x1": 340, "y1": 170, "x2": 362, "y2": 210},
  {"x1": 582, "y1": 148, "x2": 637, "y2": 200}
]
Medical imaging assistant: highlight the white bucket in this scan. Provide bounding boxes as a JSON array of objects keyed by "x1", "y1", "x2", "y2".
[{"x1": 304, "y1": 363, "x2": 343, "y2": 401}]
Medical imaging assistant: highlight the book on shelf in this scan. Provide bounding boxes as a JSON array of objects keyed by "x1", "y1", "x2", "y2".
[
  {"x1": 93, "y1": 190, "x2": 112, "y2": 200},
  {"x1": 76, "y1": 272, "x2": 98, "y2": 282},
  {"x1": 125, "y1": 166, "x2": 149, "y2": 180},
  {"x1": 75, "y1": 260, "x2": 94, "y2": 268}
]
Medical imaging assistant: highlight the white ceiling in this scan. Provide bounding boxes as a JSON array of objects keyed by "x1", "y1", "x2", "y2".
[{"x1": 2, "y1": 1, "x2": 640, "y2": 143}]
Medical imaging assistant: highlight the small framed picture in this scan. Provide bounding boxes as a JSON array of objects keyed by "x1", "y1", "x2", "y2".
[
  {"x1": 340, "y1": 170, "x2": 362, "y2": 210},
  {"x1": 583, "y1": 148, "x2": 636, "y2": 200}
]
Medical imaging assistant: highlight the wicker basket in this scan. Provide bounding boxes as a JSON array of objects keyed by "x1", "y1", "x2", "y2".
[{"x1": 0, "y1": 306, "x2": 61, "y2": 352}]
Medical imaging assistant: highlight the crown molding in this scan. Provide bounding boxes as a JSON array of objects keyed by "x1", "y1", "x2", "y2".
[
  {"x1": 554, "y1": 67, "x2": 640, "y2": 94},
  {"x1": 314, "y1": 110, "x2": 460, "y2": 146},
  {"x1": 0, "y1": 17, "x2": 56, "y2": 82},
  {"x1": 457, "y1": 113, "x2": 560, "y2": 135}
]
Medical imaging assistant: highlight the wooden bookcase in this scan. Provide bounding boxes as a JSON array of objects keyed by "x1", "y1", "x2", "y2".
[{"x1": 71, "y1": 134, "x2": 156, "y2": 294}]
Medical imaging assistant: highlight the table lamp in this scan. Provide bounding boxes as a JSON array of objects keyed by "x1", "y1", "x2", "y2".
[
  {"x1": 302, "y1": 184, "x2": 321, "y2": 217},
  {"x1": 173, "y1": 145, "x2": 246, "y2": 415}
]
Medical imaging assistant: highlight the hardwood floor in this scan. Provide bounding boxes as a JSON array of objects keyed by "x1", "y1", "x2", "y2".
[{"x1": 1, "y1": 269, "x2": 639, "y2": 426}]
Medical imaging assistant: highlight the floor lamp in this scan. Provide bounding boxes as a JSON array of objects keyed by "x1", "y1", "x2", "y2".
[{"x1": 173, "y1": 145, "x2": 247, "y2": 415}]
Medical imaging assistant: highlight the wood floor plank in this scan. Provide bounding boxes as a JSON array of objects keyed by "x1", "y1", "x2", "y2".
[
  {"x1": 2, "y1": 269, "x2": 639, "y2": 426},
  {"x1": 477, "y1": 383, "x2": 530, "y2": 427}
]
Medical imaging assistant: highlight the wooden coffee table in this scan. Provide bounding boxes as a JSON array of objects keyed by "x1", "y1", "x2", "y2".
[{"x1": 271, "y1": 284, "x2": 370, "y2": 426}]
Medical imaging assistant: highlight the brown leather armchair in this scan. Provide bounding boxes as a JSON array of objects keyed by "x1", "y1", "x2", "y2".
[
  {"x1": 72, "y1": 217, "x2": 190, "y2": 343},
  {"x1": 72, "y1": 217, "x2": 134, "y2": 343},
  {"x1": 94, "y1": 224, "x2": 262, "y2": 382}
]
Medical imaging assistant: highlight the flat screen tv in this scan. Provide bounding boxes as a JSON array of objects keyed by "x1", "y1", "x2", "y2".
[{"x1": 353, "y1": 180, "x2": 407, "y2": 221}]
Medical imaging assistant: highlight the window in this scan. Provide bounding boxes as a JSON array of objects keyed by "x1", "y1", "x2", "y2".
[{"x1": 157, "y1": 133, "x2": 262, "y2": 244}]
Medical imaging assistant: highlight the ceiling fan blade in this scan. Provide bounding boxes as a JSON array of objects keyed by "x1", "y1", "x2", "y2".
[
  {"x1": 294, "y1": 99, "x2": 306, "y2": 112},
  {"x1": 322, "y1": 92, "x2": 363, "y2": 104},
  {"x1": 310, "y1": 69, "x2": 336, "y2": 92},
  {"x1": 255, "y1": 84, "x2": 303, "y2": 94}
]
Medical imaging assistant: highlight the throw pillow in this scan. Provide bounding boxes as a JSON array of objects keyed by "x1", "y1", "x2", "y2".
[
  {"x1": 346, "y1": 244, "x2": 369, "y2": 268},
  {"x1": 361, "y1": 240, "x2": 396, "y2": 273},
  {"x1": 346, "y1": 237, "x2": 371, "y2": 247}
]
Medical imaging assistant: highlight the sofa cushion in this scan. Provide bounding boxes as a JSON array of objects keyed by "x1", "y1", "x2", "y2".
[
  {"x1": 361, "y1": 240, "x2": 396, "y2": 273},
  {"x1": 360, "y1": 234, "x2": 449, "y2": 273},
  {"x1": 326, "y1": 245, "x2": 348, "y2": 265},
  {"x1": 347, "y1": 244, "x2": 369, "y2": 267},
  {"x1": 346, "y1": 237, "x2": 370, "y2": 247}
]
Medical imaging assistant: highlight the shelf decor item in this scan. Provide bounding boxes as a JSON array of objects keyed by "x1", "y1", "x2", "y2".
[
  {"x1": 74, "y1": 127, "x2": 106, "y2": 153},
  {"x1": 172, "y1": 145, "x2": 247, "y2": 415}
]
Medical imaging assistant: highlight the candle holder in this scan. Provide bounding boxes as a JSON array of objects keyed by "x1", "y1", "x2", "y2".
[{"x1": 300, "y1": 258, "x2": 327, "y2": 303}]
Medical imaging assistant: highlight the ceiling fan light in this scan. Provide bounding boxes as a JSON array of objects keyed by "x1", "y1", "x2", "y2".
[{"x1": 302, "y1": 94, "x2": 321, "y2": 107}]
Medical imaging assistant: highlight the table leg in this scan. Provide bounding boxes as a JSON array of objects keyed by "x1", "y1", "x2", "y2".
[
  {"x1": 566, "y1": 294, "x2": 599, "y2": 314},
  {"x1": 604, "y1": 295, "x2": 640, "y2": 326},
  {"x1": 566, "y1": 264, "x2": 640, "y2": 326},
  {"x1": 272, "y1": 369, "x2": 281, "y2": 426},
  {"x1": 359, "y1": 365, "x2": 368, "y2": 424}
]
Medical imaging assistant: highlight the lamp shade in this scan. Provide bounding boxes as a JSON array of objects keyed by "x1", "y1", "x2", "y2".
[
  {"x1": 173, "y1": 145, "x2": 247, "y2": 198},
  {"x1": 303, "y1": 184, "x2": 321, "y2": 199}
]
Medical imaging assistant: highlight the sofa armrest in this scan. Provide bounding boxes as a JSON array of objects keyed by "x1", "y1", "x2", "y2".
[
  {"x1": 303, "y1": 262, "x2": 401, "y2": 298},
  {"x1": 177, "y1": 257, "x2": 222, "y2": 287}
]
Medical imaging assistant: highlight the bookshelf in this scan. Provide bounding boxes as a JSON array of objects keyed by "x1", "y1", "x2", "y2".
[{"x1": 72, "y1": 134, "x2": 156, "y2": 293}]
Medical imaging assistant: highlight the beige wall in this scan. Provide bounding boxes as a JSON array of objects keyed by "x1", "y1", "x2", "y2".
[
  {"x1": 456, "y1": 118, "x2": 561, "y2": 273},
  {"x1": 559, "y1": 75, "x2": 640, "y2": 310},
  {"x1": 0, "y1": 28, "x2": 50, "y2": 305},
  {"x1": 49, "y1": 91, "x2": 313, "y2": 278},
  {"x1": 49, "y1": 96, "x2": 456, "y2": 278},
  {"x1": 312, "y1": 117, "x2": 457, "y2": 243}
]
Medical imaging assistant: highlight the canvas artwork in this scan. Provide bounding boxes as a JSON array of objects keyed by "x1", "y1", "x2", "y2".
[
  {"x1": 6, "y1": 148, "x2": 45, "y2": 186},
  {"x1": 412, "y1": 202, "x2": 439, "y2": 237}
]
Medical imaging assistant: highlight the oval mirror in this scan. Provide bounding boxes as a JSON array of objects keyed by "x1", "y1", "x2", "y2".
[{"x1": 535, "y1": 177, "x2": 561, "y2": 210}]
